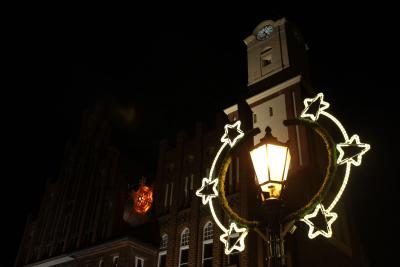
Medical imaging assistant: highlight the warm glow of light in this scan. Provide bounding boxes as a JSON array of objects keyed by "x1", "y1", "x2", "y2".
[
  {"x1": 250, "y1": 143, "x2": 290, "y2": 199},
  {"x1": 133, "y1": 185, "x2": 153, "y2": 215},
  {"x1": 260, "y1": 183, "x2": 282, "y2": 199}
]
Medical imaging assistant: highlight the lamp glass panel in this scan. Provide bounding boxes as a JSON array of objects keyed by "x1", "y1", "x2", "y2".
[
  {"x1": 266, "y1": 144, "x2": 290, "y2": 182},
  {"x1": 250, "y1": 145, "x2": 268, "y2": 185}
]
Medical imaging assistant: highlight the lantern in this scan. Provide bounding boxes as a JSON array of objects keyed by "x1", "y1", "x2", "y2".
[
  {"x1": 133, "y1": 182, "x2": 153, "y2": 214},
  {"x1": 250, "y1": 127, "x2": 291, "y2": 201}
]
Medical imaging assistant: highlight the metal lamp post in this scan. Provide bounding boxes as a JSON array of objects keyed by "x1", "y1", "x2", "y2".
[{"x1": 250, "y1": 126, "x2": 291, "y2": 267}]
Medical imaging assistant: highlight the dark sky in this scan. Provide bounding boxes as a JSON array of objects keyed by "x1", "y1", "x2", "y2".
[{"x1": 4, "y1": 6, "x2": 398, "y2": 266}]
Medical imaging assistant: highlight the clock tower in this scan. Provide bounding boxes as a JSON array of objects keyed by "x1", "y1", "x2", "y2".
[
  {"x1": 222, "y1": 18, "x2": 360, "y2": 267},
  {"x1": 225, "y1": 17, "x2": 311, "y2": 172},
  {"x1": 244, "y1": 18, "x2": 309, "y2": 92}
]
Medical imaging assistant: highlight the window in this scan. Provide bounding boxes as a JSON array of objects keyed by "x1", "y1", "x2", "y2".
[
  {"x1": 269, "y1": 107, "x2": 274, "y2": 117},
  {"x1": 160, "y1": 234, "x2": 168, "y2": 250},
  {"x1": 228, "y1": 232, "x2": 240, "y2": 266},
  {"x1": 135, "y1": 257, "x2": 144, "y2": 267},
  {"x1": 202, "y1": 222, "x2": 213, "y2": 267},
  {"x1": 253, "y1": 113, "x2": 257, "y2": 123},
  {"x1": 179, "y1": 228, "x2": 190, "y2": 266},
  {"x1": 262, "y1": 54, "x2": 272, "y2": 67},
  {"x1": 158, "y1": 234, "x2": 167, "y2": 267},
  {"x1": 112, "y1": 256, "x2": 119, "y2": 267},
  {"x1": 260, "y1": 47, "x2": 272, "y2": 67},
  {"x1": 158, "y1": 253, "x2": 167, "y2": 267}
]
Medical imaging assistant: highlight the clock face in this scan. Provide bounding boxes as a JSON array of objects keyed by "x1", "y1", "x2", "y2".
[{"x1": 256, "y1": 25, "x2": 274, "y2": 41}]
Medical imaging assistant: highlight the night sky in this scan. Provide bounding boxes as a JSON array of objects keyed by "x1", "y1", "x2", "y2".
[{"x1": 4, "y1": 6, "x2": 398, "y2": 266}]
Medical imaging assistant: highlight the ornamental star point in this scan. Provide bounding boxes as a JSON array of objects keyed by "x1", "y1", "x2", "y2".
[
  {"x1": 195, "y1": 177, "x2": 219, "y2": 205},
  {"x1": 302, "y1": 204, "x2": 337, "y2": 239},
  {"x1": 337, "y1": 134, "x2": 370, "y2": 166},
  {"x1": 300, "y1": 93, "x2": 330, "y2": 121},
  {"x1": 221, "y1": 121, "x2": 244, "y2": 147},
  {"x1": 219, "y1": 222, "x2": 248, "y2": 255}
]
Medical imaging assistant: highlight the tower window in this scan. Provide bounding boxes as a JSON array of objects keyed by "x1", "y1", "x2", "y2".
[
  {"x1": 262, "y1": 55, "x2": 272, "y2": 67},
  {"x1": 253, "y1": 113, "x2": 257, "y2": 123},
  {"x1": 269, "y1": 107, "x2": 274, "y2": 117},
  {"x1": 261, "y1": 47, "x2": 272, "y2": 67}
]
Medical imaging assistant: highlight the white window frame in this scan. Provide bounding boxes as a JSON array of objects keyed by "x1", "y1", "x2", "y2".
[
  {"x1": 158, "y1": 250, "x2": 167, "y2": 267},
  {"x1": 160, "y1": 233, "x2": 168, "y2": 250},
  {"x1": 179, "y1": 228, "x2": 190, "y2": 267},
  {"x1": 158, "y1": 233, "x2": 168, "y2": 267},
  {"x1": 202, "y1": 222, "x2": 213, "y2": 266},
  {"x1": 135, "y1": 256, "x2": 144, "y2": 267},
  {"x1": 112, "y1": 255, "x2": 119, "y2": 267}
]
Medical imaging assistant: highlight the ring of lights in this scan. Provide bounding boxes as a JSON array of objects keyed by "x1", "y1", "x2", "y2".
[
  {"x1": 298, "y1": 93, "x2": 370, "y2": 239},
  {"x1": 217, "y1": 118, "x2": 337, "y2": 227},
  {"x1": 196, "y1": 92, "x2": 370, "y2": 252},
  {"x1": 281, "y1": 118, "x2": 337, "y2": 223}
]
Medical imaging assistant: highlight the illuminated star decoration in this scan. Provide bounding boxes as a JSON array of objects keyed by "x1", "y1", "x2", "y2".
[
  {"x1": 221, "y1": 121, "x2": 244, "y2": 147},
  {"x1": 300, "y1": 93, "x2": 330, "y2": 121},
  {"x1": 336, "y1": 134, "x2": 370, "y2": 166},
  {"x1": 302, "y1": 204, "x2": 338, "y2": 239},
  {"x1": 195, "y1": 177, "x2": 219, "y2": 205},
  {"x1": 219, "y1": 222, "x2": 248, "y2": 254}
]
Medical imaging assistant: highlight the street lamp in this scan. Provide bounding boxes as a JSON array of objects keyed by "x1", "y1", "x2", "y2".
[
  {"x1": 249, "y1": 126, "x2": 290, "y2": 266},
  {"x1": 250, "y1": 126, "x2": 291, "y2": 201}
]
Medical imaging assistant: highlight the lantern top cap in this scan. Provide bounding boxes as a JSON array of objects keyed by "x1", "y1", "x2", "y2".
[{"x1": 256, "y1": 126, "x2": 288, "y2": 148}]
